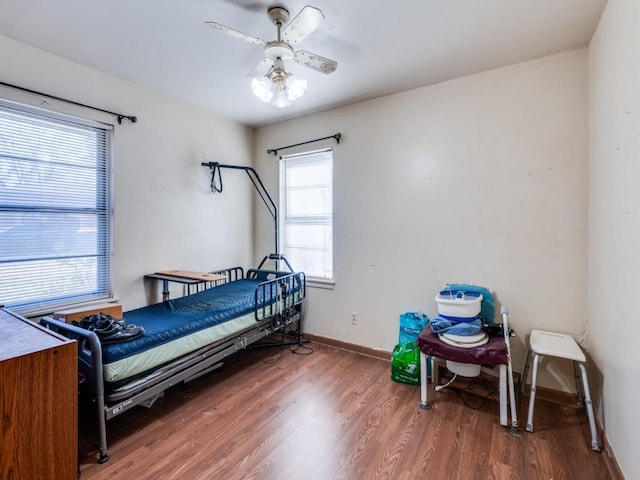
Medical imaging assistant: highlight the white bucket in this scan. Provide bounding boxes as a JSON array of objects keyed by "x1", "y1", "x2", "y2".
[
  {"x1": 435, "y1": 291, "x2": 482, "y2": 319},
  {"x1": 446, "y1": 360, "x2": 482, "y2": 377}
]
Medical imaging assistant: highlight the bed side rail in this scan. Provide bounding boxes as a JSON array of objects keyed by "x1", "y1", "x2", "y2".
[
  {"x1": 252, "y1": 270, "x2": 306, "y2": 322},
  {"x1": 39, "y1": 316, "x2": 110, "y2": 463},
  {"x1": 39, "y1": 316, "x2": 104, "y2": 391},
  {"x1": 210, "y1": 266, "x2": 244, "y2": 284}
]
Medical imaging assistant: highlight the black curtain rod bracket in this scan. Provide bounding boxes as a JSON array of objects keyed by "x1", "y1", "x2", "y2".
[
  {"x1": 267, "y1": 133, "x2": 341, "y2": 156},
  {"x1": 0, "y1": 81, "x2": 137, "y2": 124}
]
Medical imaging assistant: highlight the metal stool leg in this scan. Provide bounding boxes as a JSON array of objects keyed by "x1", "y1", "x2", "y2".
[
  {"x1": 507, "y1": 361, "x2": 519, "y2": 428},
  {"x1": 526, "y1": 353, "x2": 542, "y2": 432},
  {"x1": 521, "y1": 346, "x2": 532, "y2": 394},
  {"x1": 417, "y1": 351, "x2": 431, "y2": 410},
  {"x1": 573, "y1": 360, "x2": 585, "y2": 409},
  {"x1": 577, "y1": 362, "x2": 602, "y2": 452},
  {"x1": 499, "y1": 364, "x2": 507, "y2": 426}
]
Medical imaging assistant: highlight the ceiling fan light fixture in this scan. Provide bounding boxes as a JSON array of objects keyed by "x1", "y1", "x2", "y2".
[
  {"x1": 272, "y1": 89, "x2": 292, "y2": 109},
  {"x1": 286, "y1": 75, "x2": 307, "y2": 101},
  {"x1": 251, "y1": 59, "x2": 307, "y2": 108},
  {"x1": 251, "y1": 77, "x2": 273, "y2": 103}
]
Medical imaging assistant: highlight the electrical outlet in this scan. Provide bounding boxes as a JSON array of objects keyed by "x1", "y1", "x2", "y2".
[{"x1": 351, "y1": 312, "x2": 357, "y2": 325}]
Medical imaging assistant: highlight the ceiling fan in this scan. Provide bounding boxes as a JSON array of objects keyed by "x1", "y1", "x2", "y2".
[{"x1": 206, "y1": 5, "x2": 337, "y2": 107}]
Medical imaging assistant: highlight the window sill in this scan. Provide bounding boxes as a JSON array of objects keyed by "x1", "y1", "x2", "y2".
[
  {"x1": 14, "y1": 296, "x2": 119, "y2": 320},
  {"x1": 306, "y1": 278, "x2": 335, "y2": 290}
]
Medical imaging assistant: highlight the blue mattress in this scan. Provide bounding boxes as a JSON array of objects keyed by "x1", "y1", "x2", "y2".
[{"x1": 103, "y1": 278, "x2": 266, "y2": 364}]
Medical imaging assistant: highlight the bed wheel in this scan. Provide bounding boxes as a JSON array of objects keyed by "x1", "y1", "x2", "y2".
[
  {"x1": 271, "y1": 315, "x2": 284, "y2": 331},
  {"x1": 98, "y1": 453, "x2": 109, "y2": 464}
]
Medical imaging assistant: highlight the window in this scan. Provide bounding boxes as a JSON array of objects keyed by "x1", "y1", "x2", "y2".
[
  {"x1": 279, "y1": 148, "x2": 333, "y2": 282},
  {"x1": 0, "y1": 100, "x2": 113, "y2": 314}
]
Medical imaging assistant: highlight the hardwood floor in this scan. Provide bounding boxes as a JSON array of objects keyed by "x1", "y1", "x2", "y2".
[{"x1": 79, "y1": 341, "x2": 616, "y2": 480}]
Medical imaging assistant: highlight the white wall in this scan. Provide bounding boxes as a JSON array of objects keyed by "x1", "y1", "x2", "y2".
[
  {"x1": 589, "y1": 0, "x2": 640, "y2": 477},
  {"x1": 1, "y1": 35, "x2": 255, "y2": 310},
  {"x1": 255, "y1": 50, "x2": 589, "y2": 387}
]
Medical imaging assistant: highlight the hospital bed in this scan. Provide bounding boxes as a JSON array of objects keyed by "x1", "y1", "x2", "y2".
[{"x1": 40, "y1": 260, "x2": 306, "y2": 464}]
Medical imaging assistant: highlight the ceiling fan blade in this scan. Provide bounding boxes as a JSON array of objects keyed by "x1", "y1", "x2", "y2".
[
  {"x1": 282, "y1": 6, "x2": 324, "y2": 45},
  {"x1": 247, "y1": 58, "x2": 272, "y2": 77},
  {"x1": 294, "y1": 50, "x2": 337, "y2": 74},
  {"x1": 205, "y1": 21, "x2": 265, "y2": 46}
]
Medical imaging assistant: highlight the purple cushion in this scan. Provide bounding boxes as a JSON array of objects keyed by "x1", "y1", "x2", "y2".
[{"x1": 416, "y1": 328, "x2": 508, "y2": 366}]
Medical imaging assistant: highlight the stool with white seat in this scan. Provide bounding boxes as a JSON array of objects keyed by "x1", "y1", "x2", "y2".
[{"x1": 523, "y1": 329, "x2": 601, "y2": 452}]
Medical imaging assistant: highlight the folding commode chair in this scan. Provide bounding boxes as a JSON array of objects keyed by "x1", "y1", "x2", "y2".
[{"x1": 416, "y1": 288, "x2": 518, "y2": 431}]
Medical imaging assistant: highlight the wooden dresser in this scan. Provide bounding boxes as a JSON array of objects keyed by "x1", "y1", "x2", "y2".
[{"x1": 0, "y1": 307, "x2": 77, "y2": 480}]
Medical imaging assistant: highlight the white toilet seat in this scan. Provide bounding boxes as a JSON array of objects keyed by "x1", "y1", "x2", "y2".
[{"x1": 439, "y1": 331, "x2": 489, "y2": 348}]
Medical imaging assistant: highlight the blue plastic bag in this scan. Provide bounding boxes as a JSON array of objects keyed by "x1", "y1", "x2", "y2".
[{"x1": 398, "y1": 311, "x2": 429, "y2": 345}]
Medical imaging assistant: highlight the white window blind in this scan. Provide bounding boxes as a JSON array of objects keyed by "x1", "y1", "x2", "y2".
[
  {"x1": 0, "y1": 100, "x2": 113, "y2": 314},
  {"x1": 279, "y1": 148, "x2": 333, "y2": 280}
]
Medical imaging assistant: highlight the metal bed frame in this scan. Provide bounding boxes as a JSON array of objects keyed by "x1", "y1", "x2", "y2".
[{"x1": 40, "y1": 263, "x2": 305, "y2": 464}]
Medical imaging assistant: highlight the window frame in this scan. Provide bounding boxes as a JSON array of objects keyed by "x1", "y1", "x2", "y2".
[
  {"x1": 0, "y1": 98, "x2": 114, "y2": 316},
  {"x1": 278, "y1": 147, "x2": 334, "y2": 287}
]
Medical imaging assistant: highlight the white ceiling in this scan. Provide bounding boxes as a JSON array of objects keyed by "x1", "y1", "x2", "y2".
[{"x1": 0, "y1": 0, "x2": 606, "y2": 128}]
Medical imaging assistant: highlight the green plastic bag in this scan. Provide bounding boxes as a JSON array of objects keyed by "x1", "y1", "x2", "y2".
[{"x1": 391, "y1": 341, "x2": 421, "y2": 385}]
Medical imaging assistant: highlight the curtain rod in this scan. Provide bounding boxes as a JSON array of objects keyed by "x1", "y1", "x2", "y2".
[
  {"x1": 266, "y1": 133, "x2": 341, "y2": 156},
  {"x1": 0, "y1": 80, "x2": 138, "y2": 124}
]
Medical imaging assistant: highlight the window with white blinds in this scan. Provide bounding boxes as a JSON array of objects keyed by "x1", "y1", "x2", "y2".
[
  {"x1": 0, "y1": 100, "x2": 113, "y2": 314},
  {"x1": 279, "y1": 148, "x2": 333, "y2": 281}
]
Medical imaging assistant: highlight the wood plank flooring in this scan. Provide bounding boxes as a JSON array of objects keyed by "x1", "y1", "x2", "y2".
[{"x1": 79, "y1": 341, "x2": 616, "y2": 480}]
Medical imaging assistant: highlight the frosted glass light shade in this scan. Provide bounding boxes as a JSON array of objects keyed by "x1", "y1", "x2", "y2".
[
  {"x1": 251, "y1": 77, "x2": 273, "y2": 103},
  {"x1": 251, "y1": 72, "x2": 307, "y2": 107},
  {"x1": 287, "y1": 76, "x2": 307, "y2": 100}
]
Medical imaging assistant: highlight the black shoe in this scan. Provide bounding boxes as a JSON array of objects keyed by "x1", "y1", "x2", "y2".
[
  {"x1": 75, "y1": 313, "x2": 144, "y2": 344},
  {"x1": 100, "y1": 323, "x2": 145, "y2": 344}
]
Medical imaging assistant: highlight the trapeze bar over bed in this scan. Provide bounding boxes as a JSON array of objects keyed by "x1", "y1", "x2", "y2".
[{"x1": 40, "y1": 261, "x2": 306, "y2": 464}]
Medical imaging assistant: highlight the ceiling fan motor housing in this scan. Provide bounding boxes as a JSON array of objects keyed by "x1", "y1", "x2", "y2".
[
  {"x1": 264, "y1": 41, "x2": 294, "y2": 61},
  {"x1": 267, "y1": 6, "x2": 290, "y2": 26}
]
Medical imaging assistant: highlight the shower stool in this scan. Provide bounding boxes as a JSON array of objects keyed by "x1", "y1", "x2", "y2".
[{"x1": 523, "y1": 329, "x2": 601, "y2": 452}]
